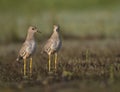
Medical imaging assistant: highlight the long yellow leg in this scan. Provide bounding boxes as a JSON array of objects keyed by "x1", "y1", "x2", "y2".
[
  {"x1": 24, "y1": 58, "x2": 26, "y2": 76},
  {"x1": 30, "y1": 57, "x2": 32, "y2": 76},
  {"x1": 48, "y1": 54, "x2": 51, "y2": 72},
  {"x1": 55, "y1": 53, "x2": 57, "y2": 70}
]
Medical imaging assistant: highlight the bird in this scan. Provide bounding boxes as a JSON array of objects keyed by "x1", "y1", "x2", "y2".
[
  {"x1": 16, "y1": 26, "x2": 40, "y2": 77},
  {"x1": 43, "y1": 25, "x2": 62, "y2": 72}
]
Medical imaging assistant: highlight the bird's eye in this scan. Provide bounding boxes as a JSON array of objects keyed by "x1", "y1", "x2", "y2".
[{"x1": 32, "y1": 28, "x2": 35, "y2": 30}]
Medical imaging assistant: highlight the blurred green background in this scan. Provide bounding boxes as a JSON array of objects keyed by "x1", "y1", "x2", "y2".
[{"x1": 0, "y1": 0, "x2": 120, "y2": 43}]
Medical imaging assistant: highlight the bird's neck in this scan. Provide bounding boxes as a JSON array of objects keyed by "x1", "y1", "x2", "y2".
[
  {"x1": 52, "y1": 31, "x2": 60, "y2": 38},
  {"x1": 54, "y1": 30, "x2": 59, "y2": 35},
  {"x1": 26, "y1": 32, "x2": 35, "y2": 41}
]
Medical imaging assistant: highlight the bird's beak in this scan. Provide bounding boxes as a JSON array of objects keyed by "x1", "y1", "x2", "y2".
[{"x1": 37, "y1": 30, "x2": 41, "y2": 33}]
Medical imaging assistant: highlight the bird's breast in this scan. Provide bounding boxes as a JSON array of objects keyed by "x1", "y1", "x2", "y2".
[
  {"x1": 26, "y1": 40, "x2": 36, "y2": 54},
  {"x1": 31, "y1": 41, "x2": 36, "y2": 52}
]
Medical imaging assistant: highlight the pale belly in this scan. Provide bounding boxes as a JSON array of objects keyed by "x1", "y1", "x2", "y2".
[{"x1": 26, "y1": 41, "x2": 36, "y2": 55}]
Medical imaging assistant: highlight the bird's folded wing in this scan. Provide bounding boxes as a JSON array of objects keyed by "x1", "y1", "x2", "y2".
[{"x1": 19, "y1": 42, "x2": 31, "y2": 57}]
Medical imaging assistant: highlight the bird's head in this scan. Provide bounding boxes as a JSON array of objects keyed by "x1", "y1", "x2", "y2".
[
  {"x1": 28, "y1": 26, "x2": 41, "y2": 34},
  {"x1": 53, "y1": 25, "x2": 60, "y2": 32}
]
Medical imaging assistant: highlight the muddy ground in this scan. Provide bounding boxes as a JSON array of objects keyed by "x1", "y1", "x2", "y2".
[{"x1": 0, "y1": 39, "x2": 120, "y2": 92}]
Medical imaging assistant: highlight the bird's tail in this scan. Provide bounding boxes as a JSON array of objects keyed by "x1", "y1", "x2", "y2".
[
  {"x1": 16, "y1": 58, "x2": 19, "y2": 62},
  {"x1": 16, "y1": 56, "x2": 22, "y2": 62}
]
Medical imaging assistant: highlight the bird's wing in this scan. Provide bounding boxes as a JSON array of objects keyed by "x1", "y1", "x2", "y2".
[
  {"x1": 19, "y1": 42, "x2": 31, "y2": 58},
  {"x1": 51, "y1": 40, "x2": 58, "y2": 50},
  {"x1": 44, "y1": 38, "x2": 60, "y2": 53},
  {"x1": 43, "y1": 39, "x2": 53, "y2": 52}
]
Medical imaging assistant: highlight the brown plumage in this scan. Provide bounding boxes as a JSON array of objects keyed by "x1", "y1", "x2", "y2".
[
  {"x1": 16, "y1": 26, "x2": 40, "y2": 77},
  {"x1": 43, "y1": 25, "x2": 62, "y2": 72}
]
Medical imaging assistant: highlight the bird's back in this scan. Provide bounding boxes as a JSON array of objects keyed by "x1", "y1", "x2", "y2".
[
  {"x1": 16, "y1": 40, "x2": 36, "y2": 61},
  {"x1": 43, "y1": 31, "x2": 62, "y2": 55}
]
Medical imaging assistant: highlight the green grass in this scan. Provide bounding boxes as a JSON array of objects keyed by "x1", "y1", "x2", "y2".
[
  {"x1": 0, "y1": 10, "x2": 120, "y2": 43},
  {"x1": 0, "y1": 0, "x2": 120, "y2": 43},
  {"x1": 0, "y1": 0, "x2": 120, "y2": 12}
]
